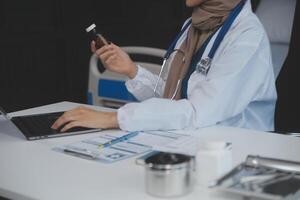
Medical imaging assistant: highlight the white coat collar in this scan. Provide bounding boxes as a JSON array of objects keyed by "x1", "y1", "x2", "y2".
[{"x1": 232, "y1": 0, "x2": 253, "y2": 28}]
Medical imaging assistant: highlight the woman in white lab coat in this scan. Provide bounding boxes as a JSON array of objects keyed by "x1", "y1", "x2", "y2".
[{"x1": 52, "y1": 0, "x2": 277, "y2": 132}]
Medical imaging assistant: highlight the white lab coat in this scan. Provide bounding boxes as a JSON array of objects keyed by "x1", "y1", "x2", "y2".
[{"x1": 117, "y1": 0, "x2": 277, "y2": 132}]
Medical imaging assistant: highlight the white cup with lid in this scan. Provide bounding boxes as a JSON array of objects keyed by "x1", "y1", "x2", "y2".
[{"x1": 195, "y1": 141, "x2": 232, "y2": 187}]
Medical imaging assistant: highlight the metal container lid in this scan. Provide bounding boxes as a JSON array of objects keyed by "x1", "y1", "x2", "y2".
[{"x1": 144, "y1": 152, "x2": 193, "y2": 170}]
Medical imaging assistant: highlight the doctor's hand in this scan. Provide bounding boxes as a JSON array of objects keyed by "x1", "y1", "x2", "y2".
[
  {"x1": 51, "y1": 106, "x2": 119, "y2": 132},
  {"x1": 91, "y1": 41, "x2": 137, "y2": 79}
]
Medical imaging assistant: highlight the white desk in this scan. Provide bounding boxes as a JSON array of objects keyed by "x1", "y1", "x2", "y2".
[{"x1": 1, "y1": 101, "x2": 300, "y2": 200}]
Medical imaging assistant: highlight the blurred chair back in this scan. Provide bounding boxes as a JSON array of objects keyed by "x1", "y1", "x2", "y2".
[{"x1": 255, "y1": 0, "x2": 296, "y2": 78}]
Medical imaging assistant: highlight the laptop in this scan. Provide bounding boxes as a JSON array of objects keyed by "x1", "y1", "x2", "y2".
[{"x1": 0, "y1": 106, "x2": 101, "y2": 140}]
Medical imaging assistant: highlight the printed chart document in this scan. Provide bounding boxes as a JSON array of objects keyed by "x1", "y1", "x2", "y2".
[
  {"x1": 53, "y1": 130, "x2": 199, "y2": 163},
  {"x1": 152, "y1": 133, "x2": 200, "y2": 156}
]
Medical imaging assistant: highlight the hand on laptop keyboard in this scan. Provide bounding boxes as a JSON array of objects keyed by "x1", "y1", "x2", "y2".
[{"x1": 51, "y1": 106, "x2": 118, "y2": 132}]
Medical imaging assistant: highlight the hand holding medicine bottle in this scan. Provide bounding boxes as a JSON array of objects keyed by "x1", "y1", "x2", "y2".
[
  {"x1": 51, "y1": 23, "x2": 137, "y2": 133},
  {"x1": 86, "y1": 24, "x2": 137, "y2": 79}
]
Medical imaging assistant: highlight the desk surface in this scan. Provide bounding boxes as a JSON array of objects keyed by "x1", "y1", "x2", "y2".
[{"x1": 1, "y1": 102, "x2": 300, "y2": 200}]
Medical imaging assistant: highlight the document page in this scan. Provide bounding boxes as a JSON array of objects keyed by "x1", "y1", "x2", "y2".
[
  {"x1": 53, "y1": 130, "x2": 199, "y2": 163},
  {"x1": 150, "y1": 131, "x2": 200, "y2": 156}
]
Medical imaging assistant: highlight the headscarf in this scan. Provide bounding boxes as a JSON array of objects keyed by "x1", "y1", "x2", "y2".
[{"x1": 163, "y1": 0, "x2": 241, "y2": 100}]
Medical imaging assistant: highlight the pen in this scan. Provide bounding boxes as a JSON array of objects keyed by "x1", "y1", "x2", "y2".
[{"x1": 99, "y1": 131, "x2": 139, "y2": 149}]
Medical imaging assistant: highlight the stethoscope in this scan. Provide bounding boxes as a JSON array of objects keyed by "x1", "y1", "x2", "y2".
[{"x1": 153, "y1": 0, "x2": 246, "y2": 99}]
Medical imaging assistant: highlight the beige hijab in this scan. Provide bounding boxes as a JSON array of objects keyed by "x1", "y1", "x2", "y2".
[{"x1": 163, "y1": 0, "x2": 241, "y2": 100}]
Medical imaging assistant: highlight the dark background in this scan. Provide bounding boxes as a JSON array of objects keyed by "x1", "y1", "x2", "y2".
[
  {"x1": 0, "y1": 0, "x2": 191, "y2": 112},
  {"x1": 0, "y1": 0, "x2": 263, "y2": 113},
  {"x1": 275, "y1": 1, "x2": 300, "y2": 133}
]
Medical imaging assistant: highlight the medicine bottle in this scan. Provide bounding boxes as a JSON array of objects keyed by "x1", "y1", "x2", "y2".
[
  {"x1": 196, "y1": 141, "x2": 232, "y2": 187},
  {"x1": 85, "y1": 23, "x2": 108, "y2": 49}
]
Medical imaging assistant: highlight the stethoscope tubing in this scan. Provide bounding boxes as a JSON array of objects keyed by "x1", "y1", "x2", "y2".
[{"x1": 154, "y1": 0, "x2": 247, "y2": 98}]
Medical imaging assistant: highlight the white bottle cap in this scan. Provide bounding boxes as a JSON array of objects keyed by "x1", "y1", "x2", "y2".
[
  {"x1": 86, "y1": 23, "x2": 96, "y2": 33},
  {"x1": 198, "y1": 141, "x2": 230, "y2": 151}
]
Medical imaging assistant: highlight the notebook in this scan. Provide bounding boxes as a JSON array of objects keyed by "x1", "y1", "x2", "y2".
[{"x1": 0, "y1": 106, "x2": 101, "y2": 140}]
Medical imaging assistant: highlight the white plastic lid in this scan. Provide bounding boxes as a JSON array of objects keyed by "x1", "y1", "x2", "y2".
[
  {"x1": 86, "y1": 23, "x2": 96, "y2": 33},
  {"x1": 198, "y1": 141, "x2": 231, "y2": 151}
]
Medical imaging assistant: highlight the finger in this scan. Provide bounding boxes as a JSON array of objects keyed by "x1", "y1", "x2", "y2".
[
  {"x1": 51, "y1": 115, "x2": 71, "y2": 130},
  {"x1": 109, "y1": 43, "x2": 118, "y2": 48},
  {"x1": 51, "y1": 106, "x2": 93, "y2": 129},
  {"x1": 51, "y1": 110, "x2": 80, "y2": 129},
  {"x1": 95, "y1": 45, "x2": 114, "y2": 56},
  {"x1": 100, "y1": 49, "x2": 116, "y2": 63},
  {"x1": 109, "y1": 43, "x2": 127, "y2": 57},
  {"x1": 110, "y1": 43, "x2": 123, "y2": 52},
  {"x1": 108, "y1": 43, "x2": 120, "y2": 51},
  {"x1": 64, "y1": 106, "x2": 91, "y2": 117},
  {"x1": 60, "y1": 121, "x2": 83, "y2": 132},
  {"x1": 91, "y1": 41, "x2": 96, "y2": 53},
  {"x1": 105, "y1": 55, "x2": 117, "y2": 65}
]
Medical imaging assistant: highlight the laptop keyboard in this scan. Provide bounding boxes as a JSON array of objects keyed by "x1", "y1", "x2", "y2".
[{"x1": 11, "y1": 112, "x2": 93, "y2": 138}]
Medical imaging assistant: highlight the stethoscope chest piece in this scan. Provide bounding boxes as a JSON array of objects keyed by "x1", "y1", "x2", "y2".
[{"x1": 196, "y1": 57, "x2": 212, "y2": 75}]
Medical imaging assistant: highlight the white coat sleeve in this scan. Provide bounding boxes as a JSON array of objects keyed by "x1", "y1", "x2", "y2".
[
  {"x1": 118, "y1": 28, "x2": 269, "y2": 131},
  {"x1": 125, "y1": 65, "x2": 165, "y2": 101}
]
